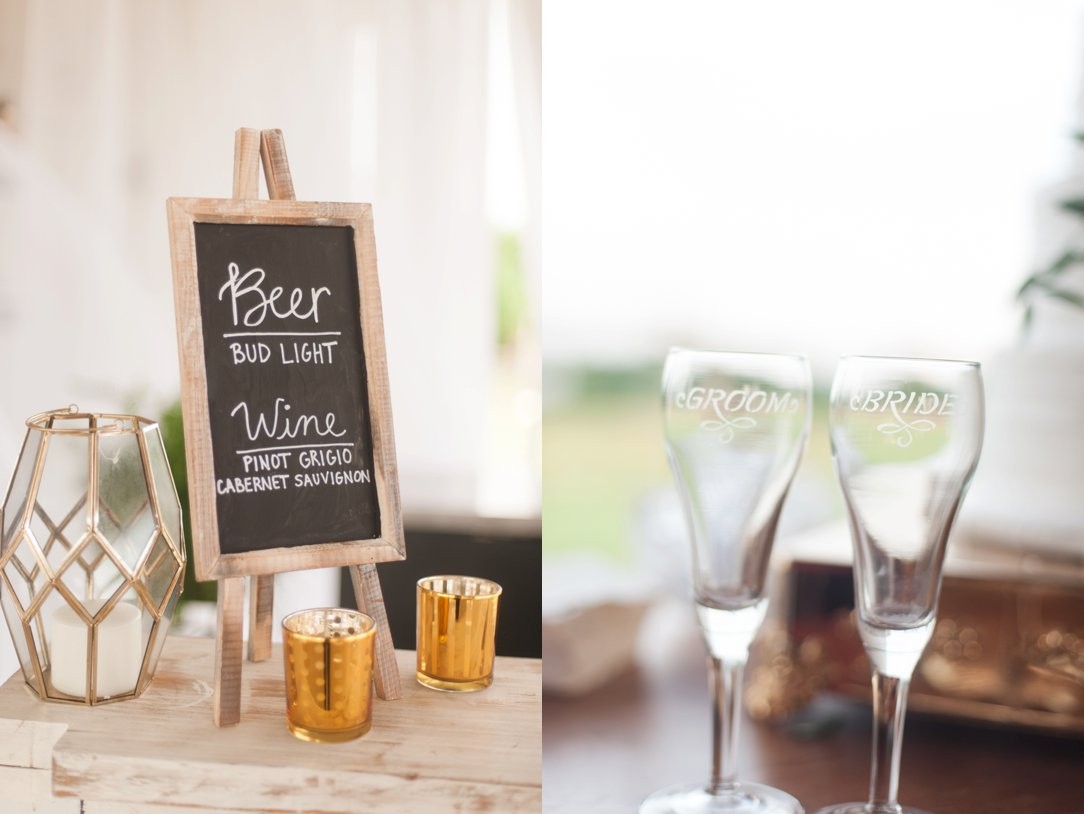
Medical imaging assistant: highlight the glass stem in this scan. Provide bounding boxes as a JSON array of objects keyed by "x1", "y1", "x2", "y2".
[
  {"x1": 708, "y1": 656, "x2": 743, "y2": 794},
  {"x1": 867, "y1": 670, "x2": 910, "y2": 814}
]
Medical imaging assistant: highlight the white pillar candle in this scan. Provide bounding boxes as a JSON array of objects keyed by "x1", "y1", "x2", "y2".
[{"x1": 50, "y1": 599, "x2": 143, "y2": 699}]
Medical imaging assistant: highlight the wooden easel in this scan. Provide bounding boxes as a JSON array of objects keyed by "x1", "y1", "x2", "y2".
[{"x1": 213, "y1": 128, "x2": 402, "y2": 727}]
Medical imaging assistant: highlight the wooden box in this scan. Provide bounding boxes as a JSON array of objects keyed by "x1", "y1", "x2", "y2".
[{"x1": 770, "y1": 524, "x2": 1084, "y2": 734}]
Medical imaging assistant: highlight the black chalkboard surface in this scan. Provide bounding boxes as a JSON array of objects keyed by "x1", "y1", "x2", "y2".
[
  {"x1": 168, "y1": 198, "x2": 403, "y2": 581},
  {"x1": 193, "y1": 222, "x2": 379, "y2": 554}
]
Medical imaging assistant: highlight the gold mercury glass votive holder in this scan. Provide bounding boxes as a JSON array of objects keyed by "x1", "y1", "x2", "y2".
[
  {"x1": 281, "y1": 608, "x2": 375, "y2": 743},
  {"x1": 416, "y1": 576, "x2": 501, "y2": 692}
]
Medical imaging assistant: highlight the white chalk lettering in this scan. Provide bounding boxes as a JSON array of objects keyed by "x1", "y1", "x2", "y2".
[
  {"x1": 298, "y1": 448, "x2": 354, "y2": 468},
  {"x1": 241, "y1": 452, "x2": 293, "y2": 474},
  {"x1": 218, "y1": 262, "x2": 331, "y2": 327},
  {"x1": 293, "y1": 469, "x2": 371, "y2": 488},
  {"x1": 279, "y1": 340, "x2": 338, "y2": 365},
  {"x1": 229, "y1": 342, "x2": 272, "y2": 364},
  {"x1": 215, "y1": 474, "x2": 290, "y2": 495},
  {"x1": 230, "y1": 398, "x2": 348, "y2": 443}
]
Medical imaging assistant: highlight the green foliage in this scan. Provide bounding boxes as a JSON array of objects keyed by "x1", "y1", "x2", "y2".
[
  {"x1": 1016, "y1": 152, "x2": 1084, "y2": 330},
  {"x1": 543, "y1": 366, "x2": 837, "y2": 564},
  {"x1": 542, "y1": 384, "x2": 668, "y2": 563},
  {"x1": 158, "y1": 401, "x2": 217, "y2": 603},
  {"x1": 544, "y1": 363, "x2": 663, "y2": 405},
  {"x1": 496, "y1": 231, "x2": 529, "y2": 348}
]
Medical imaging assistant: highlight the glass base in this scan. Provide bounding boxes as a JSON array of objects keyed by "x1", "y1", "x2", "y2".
[
  {"x1": 640, "y1": 782, "x2": 804, "y2": 814},
  {"x1": 416, "y1": 671, "x2": 493, "y2": 692},
  {"x1": 287, "y1": 718, "x2": 371, "y2": 743},
  {"x1": 815, "y1": 804, "x2": 933, "y2": 814}
]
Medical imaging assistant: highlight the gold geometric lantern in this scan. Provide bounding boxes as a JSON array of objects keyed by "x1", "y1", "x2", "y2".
[{"x1": 0, "y1": 407, "x2": 185, "y2": 704}]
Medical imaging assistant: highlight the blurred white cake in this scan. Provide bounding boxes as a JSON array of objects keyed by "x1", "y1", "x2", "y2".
[
  {"x1": 963, "y1": 348, "x2": 1084, "y2": 555},
  {"x1": 962, "y1": 178, "x2": 1084, "y2": 557}
]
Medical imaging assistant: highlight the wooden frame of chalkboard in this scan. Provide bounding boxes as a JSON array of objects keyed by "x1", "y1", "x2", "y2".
[{"x1": 167, "y1": 197, "x2": 405, "y2": 582}]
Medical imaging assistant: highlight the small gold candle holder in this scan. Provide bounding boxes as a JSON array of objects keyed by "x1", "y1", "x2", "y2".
[
  {"x1": 282, "y1": 608, "x2": 375, "y2": 743},
  {"x1": 416, "y1": 576, "x2": 501, "y2": 692}
]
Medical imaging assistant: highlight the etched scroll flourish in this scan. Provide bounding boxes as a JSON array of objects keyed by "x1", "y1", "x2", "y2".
[
  {"x1": 876, "y1": 404, "x2": 935, "y2": 448},
  {"x1": 700, "y1": 416, "x2": 757, "y2": 444}
]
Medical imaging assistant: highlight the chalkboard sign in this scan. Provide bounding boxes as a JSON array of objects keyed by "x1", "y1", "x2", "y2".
[{"x1": 167, "y1": 199, "x2": 403, "y2": 581}]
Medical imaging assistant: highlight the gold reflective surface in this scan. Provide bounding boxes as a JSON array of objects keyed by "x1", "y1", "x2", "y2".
[
  {"x1": 282, "y1": 608, "x2": 375, "y2": 743},
  {"x1": 416, "y1": 576, "x2": 501, "y2": 692}
]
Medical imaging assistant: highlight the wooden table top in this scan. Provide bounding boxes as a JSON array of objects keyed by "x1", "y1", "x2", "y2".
[
  {"x1": 543, "y1": 648, "x2": 1084, "y2": 814},
  {"x1": 0, "y1": 635, "x2": 541, "y2": 814}
]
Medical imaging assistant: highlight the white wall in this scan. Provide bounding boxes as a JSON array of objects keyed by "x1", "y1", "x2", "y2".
[
  {"x1": 544, "y1": 0, "x2": 1084, "y2": 374},
  {"x1": 0, "y1": 0, "x2": 540, "y2": 684}
]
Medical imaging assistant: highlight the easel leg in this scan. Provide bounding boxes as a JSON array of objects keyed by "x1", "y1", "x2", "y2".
[
  {"x1": 247, "y1": 575, "x2": 274, "y2": 662},
  {"x1": 214, "y1": 577, "x2": 245, "y2": 727},
  {"x1": 350, "y1": 564, "x2": 402, "y2": 700},
  {"x1": 233, "y1": 128, "x2": 261, "y2": 198}
]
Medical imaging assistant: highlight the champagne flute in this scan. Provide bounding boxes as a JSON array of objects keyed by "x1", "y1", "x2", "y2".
[
  {"x1": 819, "y1": 356, "x2": 983, "y2": 814},
  {"x1": 643, "y1": 349, "x2": 811, "y2": 814}
]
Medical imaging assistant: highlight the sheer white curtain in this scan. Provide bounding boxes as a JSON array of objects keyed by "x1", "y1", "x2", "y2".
[
  {"x1": 509, "y1": 0, "x2": 541, "y2": 310},
  {"x1": 0, "y1": 0, "x2": 533, "y2": 678},
  {"x1": 15, "y1": 0, "x2": 496, "y2": 513},
  {"x1": 372, "y1": 0, "x2": 493, "y2": 510}
]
